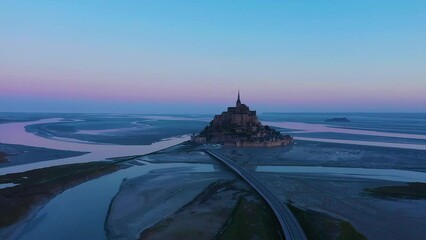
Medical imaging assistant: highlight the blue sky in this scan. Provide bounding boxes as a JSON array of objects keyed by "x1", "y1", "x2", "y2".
[{"x1": 1, "y1": 1, "x2": 425, "y2": 113}]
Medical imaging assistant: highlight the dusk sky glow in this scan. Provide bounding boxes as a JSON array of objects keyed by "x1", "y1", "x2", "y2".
[{"x1": 1, "y1": 1, "x2": 425, "y2": 113}]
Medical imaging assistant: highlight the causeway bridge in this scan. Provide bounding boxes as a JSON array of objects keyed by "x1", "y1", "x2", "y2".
[{"x1": 204, "y1": 149, "x2": 307, "y2": 240}]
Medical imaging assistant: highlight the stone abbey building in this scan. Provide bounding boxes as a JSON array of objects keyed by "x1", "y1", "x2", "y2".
[{"x1": 191, "y1": 92, "x2": 293, "y2": 147}]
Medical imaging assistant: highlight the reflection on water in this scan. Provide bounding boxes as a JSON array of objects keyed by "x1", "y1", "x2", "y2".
[
  {"x1": 256, "y1": 166, "x2": 426, "y2": 182},
  {"x1": 16, "y1": 163, "x2": 214, "y2": 240}
]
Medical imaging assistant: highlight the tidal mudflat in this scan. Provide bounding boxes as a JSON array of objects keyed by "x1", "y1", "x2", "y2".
[
  {"x1": 24, "y1": 114, "x2": 208, "y2": 145},
  {"x1": 217, "y1": 113, "x2": 426, "y2": 240},
  {"x1": 256, "y1": 172, "x2": 426, "y2": 240},
  {"x1": 6, "y1": 146, "x2": 282, "y2": 240},
  {"x1": 107, "y1": 149, "x2": 282, "y2": 240},
  {"x1": 219, "y1": 140, "x2": 426, "y2": 171},
  {"x1": 0, "y1": 117, "x2": 191, "y2": 174},
  {"x1": 0, "y1": 114, "x2": 206, "y2": 239},
  {"x1": 0, "y1": 143, "x2": 88, "y2": 167},
  {"x1": 217, "y1": 139, "x2": 426, "y2": 240},
  {"x1": 1, "y1": 113, "x2": 425, "y2": 240},
  {"x1": 107, "y1": 170, "x2": 234, "y2": 239}
]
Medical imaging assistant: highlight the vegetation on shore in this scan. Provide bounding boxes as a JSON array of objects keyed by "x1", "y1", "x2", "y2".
[
  {"x1": 218, "y1": 197, "x2": 283, "y2": 240},
  {"x1": 287, "y1": 204, "x2": 367, "y2": 240},
  {"x1": 365, "y1": 182, "x2": 426, "y2": 199},
  {"x1": 0, "y1": 161, "x2": 125, "y2": 228}
]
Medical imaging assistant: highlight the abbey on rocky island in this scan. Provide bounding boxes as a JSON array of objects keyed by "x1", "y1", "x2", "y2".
[{"x1": 191, "y1": 92, "x2": 293, "y2": 147}]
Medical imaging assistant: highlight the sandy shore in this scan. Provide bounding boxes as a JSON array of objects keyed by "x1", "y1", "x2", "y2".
[{"x1": 105, "y1": 168, "x2": 234, "y2": 239}]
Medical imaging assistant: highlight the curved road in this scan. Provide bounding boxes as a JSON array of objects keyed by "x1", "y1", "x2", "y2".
[{"x1": 205, "y1": 149, "x2": 307, "y2": 240}]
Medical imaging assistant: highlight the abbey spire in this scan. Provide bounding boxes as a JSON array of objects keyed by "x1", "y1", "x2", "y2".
[{"x1": 236, "y1": 90, "x2": 241, "y2": 106}]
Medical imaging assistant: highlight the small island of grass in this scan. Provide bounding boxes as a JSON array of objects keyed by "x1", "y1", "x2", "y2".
[{"x1": 287, "y1": 204, "x2": 366, "y2": 240}]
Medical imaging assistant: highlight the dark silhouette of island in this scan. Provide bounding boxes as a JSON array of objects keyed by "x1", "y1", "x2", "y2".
[
  {"x1": 324, "y1": 117, "x2": 351, "y2": 123},
  {"x1": 191, "y1": 92, "x2": 293, "y2": 147}
]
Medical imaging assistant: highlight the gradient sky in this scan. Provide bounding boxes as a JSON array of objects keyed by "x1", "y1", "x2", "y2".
[{"x1": 1, "y1": 1, "x2": 425, "y2": 113}]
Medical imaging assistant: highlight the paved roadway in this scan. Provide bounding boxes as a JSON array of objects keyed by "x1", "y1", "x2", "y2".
[{"x1": 205, "y1": 149, "x2": 307, "y2": 240}]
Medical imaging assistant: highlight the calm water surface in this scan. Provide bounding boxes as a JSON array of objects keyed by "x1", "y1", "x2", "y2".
[{"x1": 15, "y1": 162, "x2": 214, "y2": 240}]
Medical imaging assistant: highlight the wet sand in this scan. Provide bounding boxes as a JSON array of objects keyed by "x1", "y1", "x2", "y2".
[
  {"x1": 141, "y1": 149, "x2": 215, "y2": 164},
  {"x1": 106, "y1": 164, "x2": 282, "y2": 240},
  {"x1": 257, "y1": 172, "x2": 426, "y2": 240},
  {"x1": 266, "y1": 121, "x2": 426, "y2": 140},
  {"x1": 0, "y1": 143, "x2": 88, "y2": 167},
  {"x1": 2, "y1": 114, "x2": 424, "y2": 239},
  {"x1": 105, "y1": 169, "x2": 235, "y2": 239},
  {"x1": 296, "y1": 137, "x2": 426, "y2": 150},
  {"x1": 216, "y1": 144, "x2": 426, "y2": 239},
  {"x1": 218, "y1": 141, "x2": 426, "y2": 171}
]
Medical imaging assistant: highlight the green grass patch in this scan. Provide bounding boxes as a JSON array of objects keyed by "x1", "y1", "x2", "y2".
[
  {"x1": 217, "y1": 197, "x2": 283, "y2": 240},
  {"x1": 338, "y1": 221, "x2": 367, "y2": 240},
  {"x1": 287, "y1": 204, "x2": 366, "y2": 240}
]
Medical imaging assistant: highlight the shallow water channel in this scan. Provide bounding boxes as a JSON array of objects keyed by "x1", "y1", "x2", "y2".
[{"x1": 15, "y1": 162, "x2": 214, "y2": 240}]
